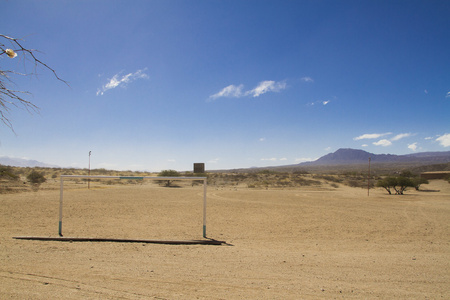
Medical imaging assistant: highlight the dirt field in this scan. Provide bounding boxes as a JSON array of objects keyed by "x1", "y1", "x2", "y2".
[{"x1": 1, "y1": 179, "x2": 449, "y2": 299}]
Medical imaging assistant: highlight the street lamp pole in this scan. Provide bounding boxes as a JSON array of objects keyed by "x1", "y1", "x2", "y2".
[
  {"x1": 367, "y1": 157, "x2": 371, "y2": 196},
  {"x1": 88, "y1": 151, "x2": 91, "y2": 189}
]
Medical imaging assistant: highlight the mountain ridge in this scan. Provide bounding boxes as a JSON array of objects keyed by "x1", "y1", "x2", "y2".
[
  {"x1": 0, "y1": 156, "x2": 59, "y2": 168},
  {"x1": 300, "y1": 148, "x2": 450, "y2": 166}
]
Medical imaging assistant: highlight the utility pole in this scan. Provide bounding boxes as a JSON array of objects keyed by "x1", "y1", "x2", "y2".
[
  {"x1": 88, "y1": 151, "x2": 91, "y2": 189},
  {"x1": 367, "y1": 157, "x2": 371, "y2": 196}
]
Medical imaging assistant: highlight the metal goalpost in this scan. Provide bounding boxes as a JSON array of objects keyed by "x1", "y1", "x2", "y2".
[{"x1": 59, "y1": 175, "x2": 208, "y2": 238}]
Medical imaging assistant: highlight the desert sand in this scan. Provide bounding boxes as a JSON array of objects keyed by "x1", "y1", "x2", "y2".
[{"x1": 1, "y1": 179, "x2": 449, "y2": 299}]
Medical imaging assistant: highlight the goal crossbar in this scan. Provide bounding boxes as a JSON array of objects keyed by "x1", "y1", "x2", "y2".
[{"x1": 59, "y1": 175, "x2": 208, "y2": 238}]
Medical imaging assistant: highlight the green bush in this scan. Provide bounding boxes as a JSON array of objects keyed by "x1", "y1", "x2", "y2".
[
  {"x1": 158, "y1": 170, "x2": 180, "y2": 177},
  {"x1": 158, "y1": 169, "x2": 180, "y2": 187},
  {"x1": 377, "y1": 176, "x2": 415, "y2": 195},
  {"x1": 0, "y1": 165, "x2": 19, "y2": 180},
  {"x1": 27, "y1": 170, "x2": 46, "y2": 185}
]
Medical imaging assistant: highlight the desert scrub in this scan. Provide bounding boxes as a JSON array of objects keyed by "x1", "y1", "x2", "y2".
[
  {"x1": 27, "y1": 170, "x2": 46, "y2": 185},
  {"x1": 313, "y1": 174, "x2": 343, "y2": 183},
  {"x1": 0, "y1": 165, "x2": 19, "y2": 180},
  {"x1": 292, "y1": 177, "x2": 321, "y2": 186}
]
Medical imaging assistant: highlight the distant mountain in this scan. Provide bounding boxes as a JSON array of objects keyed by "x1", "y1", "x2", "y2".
[
  {"x1": 301, "y1": 148, "x2": 450, "y2": 166},
  {"x1": 0, "y1": 156, "x2": 59, "y2": 168}
]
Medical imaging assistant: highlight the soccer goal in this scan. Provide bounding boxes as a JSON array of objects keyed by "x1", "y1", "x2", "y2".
[{"x1": 58, "y1": 175, "x2": 208, "y2": 239}]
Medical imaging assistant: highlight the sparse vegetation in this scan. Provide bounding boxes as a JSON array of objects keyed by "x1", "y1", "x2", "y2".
[
  {"x1": 376, "y1": 176, "x2": 415, "y2": 195},
  {"x1": 0, "y1": 165, "x2": 19, "y2": 180},
  {"x1": 412, "y1": 177, "x2": 429, "y2": 191},
  {"x1": 27, "y1": 170, "x2": 46, "y2": 185},
  {"x1": 0, "y1": 164, "x2": 444, "y2": 194},
  {"x1": 158, "y1": 169, "x2": 181, "y2": 187},
  {"x1": 26, "y1": 170, "x2": 46, "y2": 191}
]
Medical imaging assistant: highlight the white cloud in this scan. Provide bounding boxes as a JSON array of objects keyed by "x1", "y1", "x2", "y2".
[
  {"x1": 436, "y1": 133, "x2": 450, "y2": 147},
  {"x1": 391, "y1": 133, "x2": 411, "y2": 141},
  {"x1": 446, "y1": 92, "x2": 450, "y2": 98},
  {"x1": 246, "y1": 80, "x2": 287, "y2": 97},
  {"x1": 295, "y1": 157, "x2": 313, "y2": 163},
  {"x1": 301, "y1": 77, "x2": 314, "y2": 83},
  {"x1": 259, "y1": 137, "x2": 266, "y2": 142},
  {"x1": 425, "y1": 136, "x2": 434, "y2": 140},
  {"x1": 373, "y1": 139, "x2": 392, "y2": 147},
  {"x1": 209, "y1": 80, "x2": 286, "y2": 100},
  {"x1": 261, "y1": 158, "x2": 277, "y2": 161},
  {"x1": 97, "y1": 68, "x2": 149, "y2": 96},
  {"x1": 209, "y1": 84, "x2": 244, "y2": 100},
  {"x1": 408, "y1": 142, "x2": 418, "y2": 151},
  {"x1": 307, "y1": 99, "x2": 331, "y2": 106},
  {"x1": 361, "y1": 144, "x2": 368, "y2": 147},
  {"x1": 280, "y1": 158, "x2": 287, "y2": 161},
  {"x1": 354, "y1": 132, "x2": 392, "y2": 140},
  {"x1": 208, "y1": 158, "x2": 220, "y2": 164}
]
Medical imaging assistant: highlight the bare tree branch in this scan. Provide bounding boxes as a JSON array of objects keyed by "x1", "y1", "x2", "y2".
[{"x1": 0, "y1": 34, "x2": 68, "y2": 131}]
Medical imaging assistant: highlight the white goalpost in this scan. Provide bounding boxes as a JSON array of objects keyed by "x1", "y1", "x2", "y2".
[{"x1": 58, "y1": 175, "x2": 208, "y2": 239}]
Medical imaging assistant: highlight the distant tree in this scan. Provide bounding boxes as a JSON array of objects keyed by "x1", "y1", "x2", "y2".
[
  {"x1": 27, "y1": 170, "x2": 46, "y2": 185},
  {"x1": 377, "y1": 176, "x2": 415, "y2": 195},
  {"x1": 1, "y1": 34, "x2": 67, "y2": 130},
  {"x1": 376, "y1": 176, "x2": 397, "y2": 195},
  {"x1": 412, "y1": 177, "x2": 429, "y2": 191},
  {"x1": 393, "y1": 176, "x2": 414, "y2": 195},
  {"x1": 158, "y1": 169, "x2": 180, "y2": 187},
  {"x1": 400, "y1": 170, "x2": 415, "y2": 178}
]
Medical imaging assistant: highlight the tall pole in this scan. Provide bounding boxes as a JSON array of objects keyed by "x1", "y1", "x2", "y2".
[
  {"x1": 59, "y1": 176, "x2": 64, "y2": 236},
  {"x1": 368, "y1": 157, "x2": 371, "y2": 196},
  {"x1": 88, "y1": 151, "x2": 91, "y2": 189},
  {"x1": 203, "y1": 178, "x2": 207, "y2": 238}
]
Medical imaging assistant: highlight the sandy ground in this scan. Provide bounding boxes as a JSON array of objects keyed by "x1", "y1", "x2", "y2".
[{"x1": 1, "y1": 179, "x2": 449, "y2": 299}]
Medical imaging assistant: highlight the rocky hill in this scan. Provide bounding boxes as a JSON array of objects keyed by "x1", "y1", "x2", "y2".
[{"x1": 303, "y1": 148, "x2": 450, "y2": 166}]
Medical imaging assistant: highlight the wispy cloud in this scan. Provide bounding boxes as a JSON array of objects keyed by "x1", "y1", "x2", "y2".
[
  {"x1": 260, "y1": 157, "x2": 289, "y2": 162},
  {"x1": 391, "y1": 133, "x2": 412, "y2": 141},
  {"x1": 446, "y1": 92, "x2": 450, "y2": 98},
  {"x1": 209, "y1": 84, "x2": 244, "y2": 100},
  {"x1": 261, "y1": 158, "x2": 277, "y2": 161},
  {"x1": 373, "y1": 139, "x2": 392, "y2": 147},
  {"x1": 436, "y1": 133, "x2": 450, "y2": 147},
  {"x1": 97, "y1": 68, "x2": 149, "y2": 96},
  {"x1": 246, "y1": 80, "x2": 287, "y2": 97},
  {"x1": 308, "y1": 99, "x2": 331, "y2": 106},
  {"x1": 259, "y1": 137, "x2": 266, "y2": 142},
  {"x1": 353, "y1": 132, "x2": 392, "y2": 140},
  {"x1": 301, "y1": 76, "x2": 314, "y2": 83},
  {"x1": 408, "y1": 142, "x2": 418, "y2": 151},
  {"x1": 295, "y1": 157, "x2": 314, "y2": 163},
  {"x1": 209, "y1": 80, "x2": 286, "y2": 100},
  {"x1": 208, "y1": 158, "x2": 220, "y2": 164}
]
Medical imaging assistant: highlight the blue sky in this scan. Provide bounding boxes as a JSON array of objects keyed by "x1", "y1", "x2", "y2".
[{"x1": 1, "y1": 0, "x2": 449, "y2": 171}]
